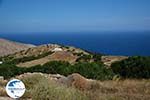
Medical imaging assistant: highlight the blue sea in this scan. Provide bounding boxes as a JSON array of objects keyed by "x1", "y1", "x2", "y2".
[{"x1": 0, "y1": 32, "x2": 150, "y2": 56}]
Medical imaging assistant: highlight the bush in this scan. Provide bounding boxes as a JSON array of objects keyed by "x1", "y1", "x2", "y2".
[
  {"x1": 76, "y1": 53, "x2": 102, "y2": 62},
  {"x1": 0, "y1": 61, "x2": 114, "y2": 80},
  {"x1": 111, "y1": 56, "x2": 150, "y2": 78},
  {"x1": 27, "y1": 61, "x2": 114, "y2": 80},
  {"x1": 73, "y1": 62, "x2": 114, "y2": 80},
  {"x1": 3, "y1": 51, "x2": 54, "y2": 64},
  {"x1": 76, "y1": 54, "x2": 92, "y2": 62},
  {"x1": 0, "y1": 64, "x2": 25, "y2": 79},
  {"x1": 92, "y1": 54, "x2": 102, "y2": 62},
  {"x1": 26, "y1": 61, "x2": 72, "y2": 76}
]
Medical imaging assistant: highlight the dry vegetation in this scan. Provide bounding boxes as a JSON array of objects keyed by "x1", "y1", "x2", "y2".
[
  {"x1": 6, "y1": 44, "x2": 87, "y2": 59},
  {"x1": 1, "y1": 43, "x2": 89, "y2": 67},
  {"x1": 17, "y1": 51, "x2": 78, "y2": 67},
  {"x1": 0, "y1": 38, "x2": 35, "y2": 57},
  {"x1": 0, "y1": 73, "x2": 150, "y2": 100},
  {"x1": 87, "y1": 79, "x2": 150, "y2": 100},
  {"x1": 101, "y1": 56, "x2": 128, "y2": 66}
]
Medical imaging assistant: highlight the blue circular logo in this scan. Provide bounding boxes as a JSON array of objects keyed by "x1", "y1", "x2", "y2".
[{"x1": 6, "y1": 79, "x2": 26, "y2": 99}]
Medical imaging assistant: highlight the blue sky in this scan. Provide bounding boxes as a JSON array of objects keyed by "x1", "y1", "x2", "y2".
[{"x1": 0, "y1": 0, "x2": 150, "y2": 33}]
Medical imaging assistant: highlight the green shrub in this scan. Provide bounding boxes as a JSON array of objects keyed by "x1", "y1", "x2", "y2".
[
  {"x1": 76, "y1": 54, "x2": 92, "y2": 62},
  {"x1": 26, "y1": 61, "x2": 72, "y2": 75},
  {"x1": 27, "y1": 61, "x2": 114, "y2": 80},
  {"x1": 0, "y1": 64, "x2": 25, "y2": 79},
  {"x1": 73, "y1": 62, "x2": 114, "y2": 80},
  {"x1": 73, "y1": 52, "x2": 84, "y2": 56},
  {"x1": 92, "y1": 54, "x2": 102, "y2": 62},
  {"x1": 111, "y1": 56, "x2": 150, "y2": 78},
  {"x1": 3, "y1": 51, "x2": 53, "y2": 64},
  {"x1": 0, "y1": 61, "x2": 114, "y2": 80},
  {"x1": 76, "y1": 53, "x2": 102, "y2": 62}
]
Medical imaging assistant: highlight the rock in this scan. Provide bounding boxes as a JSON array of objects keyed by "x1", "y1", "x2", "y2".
[
  {"x1": 57, "y1": 76, "x2": 68, "y2": 85},
  {"x1": 15, "y1": 72, "x2": 93, "y2": 90},
  {"x1": 49, "y1": 74, "x2": 66, "y2": 81},
  {"x1": 66, "y1": 73, "x2": 92, "y2": 90}
]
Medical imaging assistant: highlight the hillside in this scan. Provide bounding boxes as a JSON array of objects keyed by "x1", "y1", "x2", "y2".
[
  {"x1": 0, "y1": 38, "x2": 35, "y2": 57},
  {"x1": 1, "y1": 43, "x2": 91, "y2": 67},
  {"x1": 0, "y1": 39, "x2": 127, "y2": 67},
  {"x1": 1, "y1": 72, "x2": 150, "y2": 100},
  {"x1": 101, "y1": 56, "x2": 128, "y2": 66},
  {"x1": 0, "y1": 39, "x2": 150, "y2": 100}
]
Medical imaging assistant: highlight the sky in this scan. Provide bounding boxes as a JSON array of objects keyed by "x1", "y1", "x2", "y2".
[{"x1": 0, "y1": 0, "x2": 150, "y2": 33}]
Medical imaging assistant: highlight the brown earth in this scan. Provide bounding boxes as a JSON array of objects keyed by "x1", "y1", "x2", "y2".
[
  {"x1": 17, "y1": 51, "x2": 78, "y2": 67},
  {"x1": 66, "y1": 73, "x2": 93, "y2": 90},
  {"x1": 102, "y1": 55, "x2": 128, "y2": 66},
  {"x1": 7, "y1": 44, "x2": 88, "y2": 59},
  {"x1": 0, "y1": 38, "x2": 35, "y2": 57}
]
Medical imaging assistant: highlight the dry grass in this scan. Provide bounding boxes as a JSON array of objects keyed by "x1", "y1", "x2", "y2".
[
  {"x1": 21, "y1": 74, "x2": 87, "y2": 100},
  {"x1": 21, "y1": 74, "x2": 150, "y2": 100},
  {"x1": 32, "y1": 78, "x2": 88, "y2": 100},
  {"x1": 0, "y1": 80, "x2": 7, "y2": 96},
  {"x1": 17, "y1": 51, "x2": 77, "y2": 67},
  {"x1": 86, "y1": 79, "x2": 150, "y2": 100},
  {"x1": 0, "y1": 80, "x2": 7, "y2": 87},
  {"x1": 0, "y1": 87, "x2": 7, "y2": 96},
  {"x1": 101, "y1": 56, "x2": 128, "y2": 66},
  {"x1": 0, "y1": 74, "x2": 150, "y2": 100}
]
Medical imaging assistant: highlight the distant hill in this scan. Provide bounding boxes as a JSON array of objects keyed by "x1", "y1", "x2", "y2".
[
  {"x1": 3, "y1": 43, "x2": 90, "y2": 67},
  {"x1": 0, "y1": 38, "x2": 35, "y2": 57},
  {"x1": 0, "y1": 38, "x2": 127, "y2": 67}
]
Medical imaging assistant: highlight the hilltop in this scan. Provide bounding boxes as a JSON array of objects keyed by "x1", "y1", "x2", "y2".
[
  {"x1": 2, "y1": 43, "x2": 91, "y2": 67},
  {"x1": 0, "y1": 38, "x2": 35, "y2": 57}
]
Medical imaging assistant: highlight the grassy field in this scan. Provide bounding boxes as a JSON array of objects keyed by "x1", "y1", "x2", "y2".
[{"x1": 87, "y1": 79, "x2": 150, "y2": 100}]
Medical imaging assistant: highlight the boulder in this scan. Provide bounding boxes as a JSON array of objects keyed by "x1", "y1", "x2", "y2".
[{"x1": 59, "y1": 73, "x2": 92, "y2": 90}]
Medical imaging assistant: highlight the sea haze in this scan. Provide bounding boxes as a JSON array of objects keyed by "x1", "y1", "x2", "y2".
[{"x1": 0, "y1": 32, "x2": 150, "y2": 56}]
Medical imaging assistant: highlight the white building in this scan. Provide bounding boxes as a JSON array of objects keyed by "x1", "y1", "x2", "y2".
[
  {"x1": 52, "y1": 48, "x2": 63, "y2": 52},
  {"x1": 0, "y1": 61, "x2": 3, "y2": 64}
]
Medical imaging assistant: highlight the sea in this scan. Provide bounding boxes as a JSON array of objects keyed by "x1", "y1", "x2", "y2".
[{"x1": 0, "y1": 31, "x2": 150, "y2": 56}]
